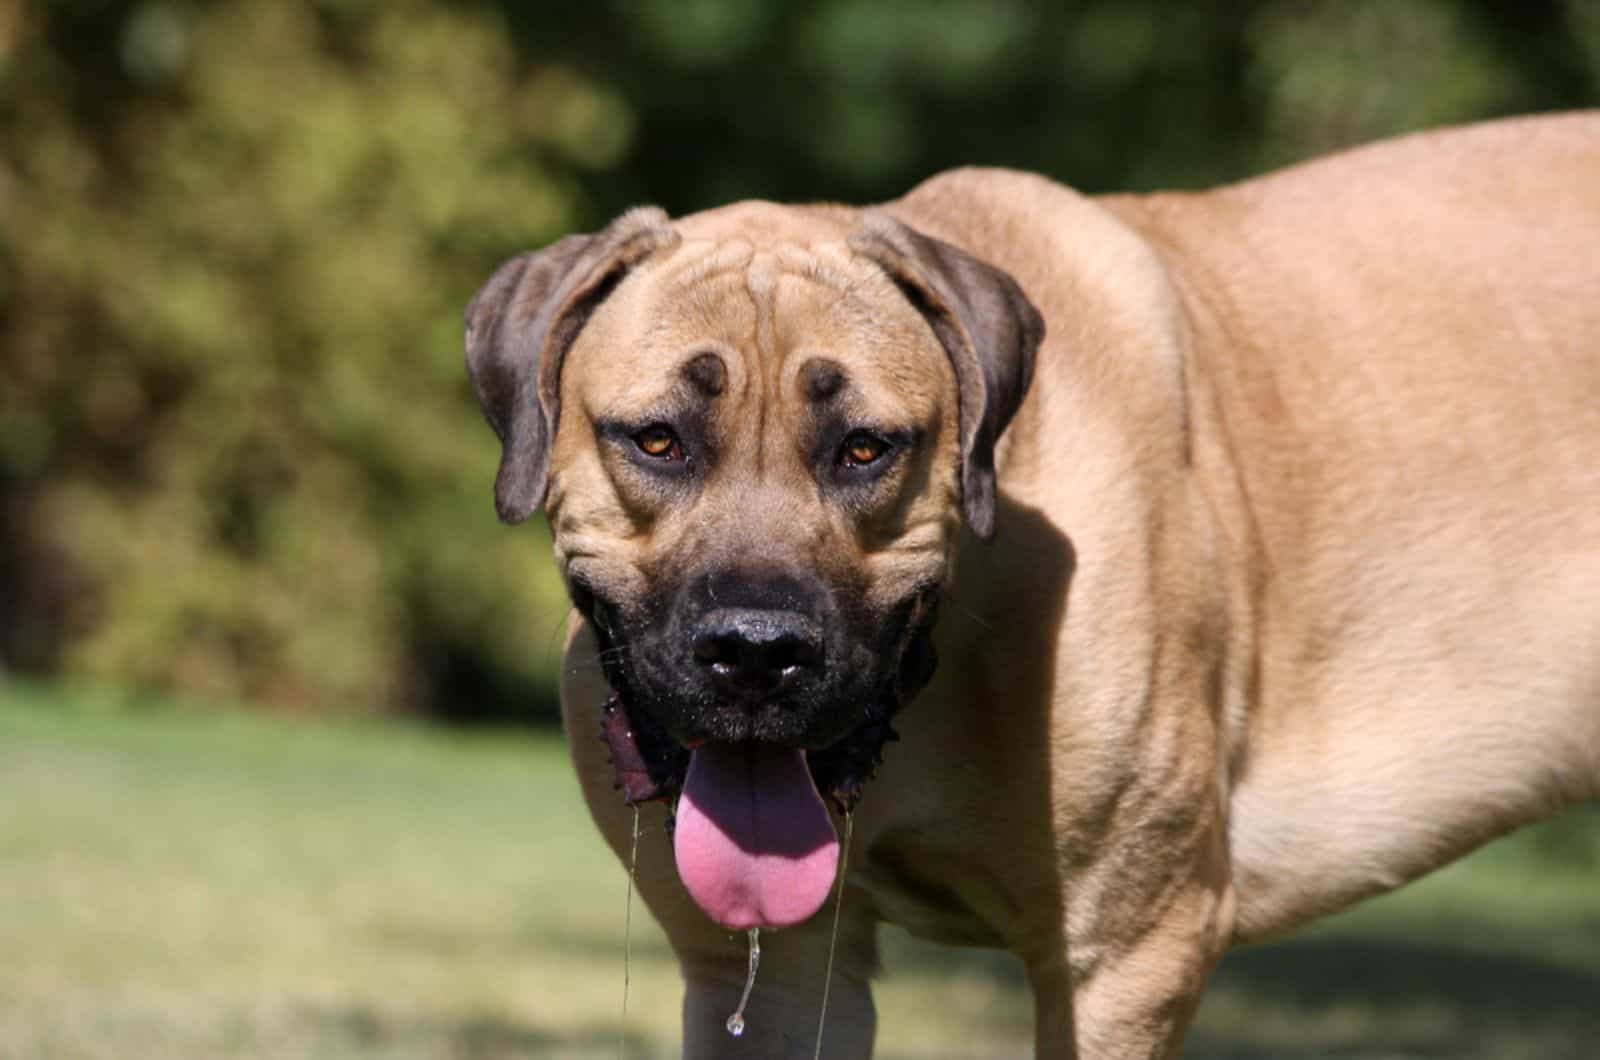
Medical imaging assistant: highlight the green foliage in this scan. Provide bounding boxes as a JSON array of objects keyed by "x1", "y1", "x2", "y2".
[
  {"x1": 1, "y1": 1, "x2": 1596, "y2": 718},
  {"x1": 0, "y1": 0, "x2": 596, "y2": 715}
]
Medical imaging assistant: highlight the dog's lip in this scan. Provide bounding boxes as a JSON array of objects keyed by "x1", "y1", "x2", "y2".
[
  {"x1": 583, "y1": 587, "x2": 933, "y2": 813},
  {"x1": 599, "y1": 686, "x2": 687, "y2": 806},
  {"x1": 599, "y1": 676, "x2": 898, "y2": 815},
  {"x1": 669, "y1": 708, "x2": 857, "y2": 755},
  {"x1": 682, "y1": 735, "x2": 802, "y2": 752}
]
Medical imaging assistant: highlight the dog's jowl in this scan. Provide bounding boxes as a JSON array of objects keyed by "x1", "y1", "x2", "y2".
[{"x1": 467, "y1": 113, "x2": 1600, "y2": 1059}]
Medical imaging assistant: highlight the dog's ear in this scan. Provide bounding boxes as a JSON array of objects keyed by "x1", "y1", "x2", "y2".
[
  {"x1": 850, "y1": 213, "x2": 1044, "y2": 541},
  {"x1": 465, "y1": 208, "x2": 679, "y2": 523}
]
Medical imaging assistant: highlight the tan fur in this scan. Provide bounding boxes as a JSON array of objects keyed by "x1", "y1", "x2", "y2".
[{"x1": 546, "y1": 113, "x2": 1600, "y2": 1058}]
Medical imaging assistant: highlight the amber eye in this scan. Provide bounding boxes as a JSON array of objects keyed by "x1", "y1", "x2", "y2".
[
  {"x1": 840, "y1": 431, "x2": 890, "y2": 468},
  {"x1": 634, "y1": 425, "x2": 681, "y2": 460}
]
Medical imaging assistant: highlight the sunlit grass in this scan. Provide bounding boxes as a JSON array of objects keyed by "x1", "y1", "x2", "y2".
[{"x1": 1, "y1": 683, "x2": 1594, "y2": 1058}]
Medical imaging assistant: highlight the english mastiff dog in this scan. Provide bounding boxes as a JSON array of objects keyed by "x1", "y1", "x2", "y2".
[{"x1": 466, "y1": 112, "x2": 1600, "y2": 1058}]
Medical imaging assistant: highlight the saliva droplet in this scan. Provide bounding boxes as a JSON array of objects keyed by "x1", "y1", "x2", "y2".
[{"x1": 724, "y1": 927, "x2": 761, "y2": 1038}]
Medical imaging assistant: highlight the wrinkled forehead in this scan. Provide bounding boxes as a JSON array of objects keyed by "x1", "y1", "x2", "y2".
[{"x1": 568, "y1": 233, "x2": 947, "y2": 411}]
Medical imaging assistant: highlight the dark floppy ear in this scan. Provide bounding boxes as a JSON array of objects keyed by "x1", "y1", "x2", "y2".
[
  {"x1": 465, "y1": 208, "x2": 679, "y2": 523},
  {"x1": 850, "y1": 212, "x2": 1044, "y2": 541}
]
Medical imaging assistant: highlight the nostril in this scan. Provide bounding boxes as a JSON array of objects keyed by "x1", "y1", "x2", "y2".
[
  {"x1": 692, "y1": 631, "x2": 725, "y2": 666},
  {"x1": 765, "y1": 635, "x2": 818, "y2": 674},
  {"x1": 692, "y1": 609, "x2": 823, "y2": 691},
  {"x1": 692, "y1": 631, "x2": 748, "y2": 673}
]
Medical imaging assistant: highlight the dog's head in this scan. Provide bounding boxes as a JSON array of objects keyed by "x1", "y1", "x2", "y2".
[{"x1": 467, "y1": 201, "x2": 1042, "y2": 928}]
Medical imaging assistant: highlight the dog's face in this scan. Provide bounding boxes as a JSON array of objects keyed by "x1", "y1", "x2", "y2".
[
  {"x1": 548, "y1": 207, "x2": 969, "y2": 756},
  {"x1": 466, "y1": 201, "x2": 1041, "y2": 927}
]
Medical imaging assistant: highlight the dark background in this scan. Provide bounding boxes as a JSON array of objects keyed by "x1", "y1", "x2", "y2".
[{"x1": 3, "y1": 0, "x2": 1597, "y2": 723}]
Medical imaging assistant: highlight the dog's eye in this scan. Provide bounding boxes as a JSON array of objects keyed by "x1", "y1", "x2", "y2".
[
  {"x1": 634, "y1": 425, "x2": 682, "y2": 461},
  {"x1": 839, "y1": 431, "x2": 890, "y2": 468}
]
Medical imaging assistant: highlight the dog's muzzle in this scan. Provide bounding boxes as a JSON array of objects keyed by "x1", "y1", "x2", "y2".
[{"x1": 590, "y1": 584, "x2": 939, "y2": 930}]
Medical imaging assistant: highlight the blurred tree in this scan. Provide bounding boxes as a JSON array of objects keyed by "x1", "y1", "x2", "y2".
[
  {"x1": 0, "y1": 0, "x2": 1595, "y2": 721},
  {"x1": 0, "y1": 0, "x2": 599, "y2": 718}
]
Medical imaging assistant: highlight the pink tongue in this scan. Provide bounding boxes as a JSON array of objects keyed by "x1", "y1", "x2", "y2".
[{"x1": 674, "y1": 744, "x2": 840, "y2": 931}]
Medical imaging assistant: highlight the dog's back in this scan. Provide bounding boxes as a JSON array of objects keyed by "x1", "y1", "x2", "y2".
[
  {"x1": 1110, "y1": 112, "x2": 1600, "y2": 937},
  {"x1": 890, "y1": 113, "x2": 1599, "y2": 941}
]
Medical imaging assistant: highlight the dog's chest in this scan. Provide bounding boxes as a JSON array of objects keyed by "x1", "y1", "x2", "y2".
[{"x1": 852, "y1": 828, "x2": 1016, "y2": 948}]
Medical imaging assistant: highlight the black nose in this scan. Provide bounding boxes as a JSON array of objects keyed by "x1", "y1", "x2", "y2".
[{"x1": 691, "y1": 608, "x2": 823, "y2": 696}]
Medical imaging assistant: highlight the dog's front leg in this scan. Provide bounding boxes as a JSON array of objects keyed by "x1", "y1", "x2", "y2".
[
  {"x1": 1074, "y1": 887, "x2": 1227, "y2": 1059},
  {"x1": 1026, "y1": 874, "x2": 1227, "y2": 1060},
  {"x1": 1051, "y1": 814, "x2": 1234, "y2": 1060},
  {"x1": 1026, "y1": 958, "x2": 1077, "y2": 1060},
  {"x1": 677, "y1": 896, "x2": 879, "y2": 1059}
]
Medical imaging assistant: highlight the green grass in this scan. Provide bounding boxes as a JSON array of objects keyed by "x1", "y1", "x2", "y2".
[{"x1": 1, "y1": 683, "x2": 1595, "y2": 1059}]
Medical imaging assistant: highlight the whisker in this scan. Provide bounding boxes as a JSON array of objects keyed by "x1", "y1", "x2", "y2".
[
  {"x1": 538, "y1": 608, "x2": 572, "y2": 664},
  {"x1": 567, "y1": 643, "x2": 632, "y2": 679},
  {"x1": 943, "y1": 588, "x2": 994, "y2": 632}
]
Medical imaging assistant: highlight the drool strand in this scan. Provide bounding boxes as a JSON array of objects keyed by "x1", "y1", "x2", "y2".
[
  {"x1": 724, "y1": 928, "x2": 762, "y2": 1037},
  {"x1": 813, "y1": 810, "x2": 854, "y2": 1060},
  {"x1": 618, "y1": 805, "x2": 640, "y2": 1060}
]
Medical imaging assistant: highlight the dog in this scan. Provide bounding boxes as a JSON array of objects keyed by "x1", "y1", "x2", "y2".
[{"x1": 465, "y1": 112, "x2": 1600, "y2": 1058}]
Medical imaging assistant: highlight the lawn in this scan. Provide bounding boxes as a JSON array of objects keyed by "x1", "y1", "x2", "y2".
[{"x1": 1, "y1": 682, "x2": 1595, "y2": 1059}]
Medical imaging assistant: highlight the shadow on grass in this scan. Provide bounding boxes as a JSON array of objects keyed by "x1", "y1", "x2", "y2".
[
  {"x1": 1190, "y1": 932, "x2": 1600, "y2": 1060},
  {"x1": 301, "y1": 1003, "x2": 656, "y2": 1059},
  {"x1": 368, "y1": 918, "x2": 679, "y2": 966},
  {"x1": 879, "y1": 925, "x2": 1030, "y2": 989},
  {"x1": 871, "y1": 920, "x2": 1599, "y2": 1059},
  {"x1": 1216, "y1": 933, "x2": 1598, "y2": 1014}
]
